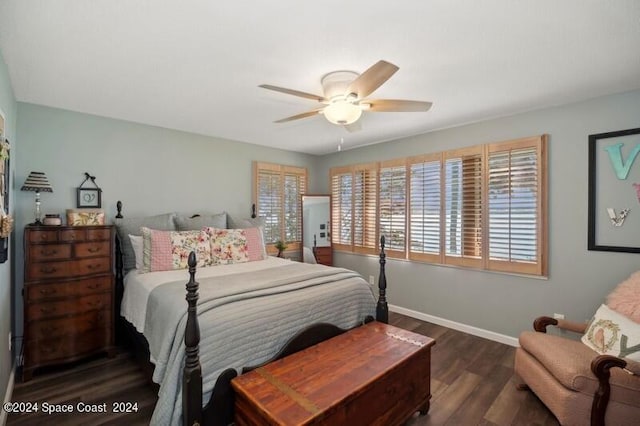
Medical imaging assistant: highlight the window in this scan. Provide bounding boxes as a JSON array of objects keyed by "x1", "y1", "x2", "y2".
[
  {"x1": 487, "y1": 137, "x2": 546, "y2": 275},
  {"x1": 330, "y1": 135, "x2": 547, "y2": 276},
  {"x1": 379, "y1": 159, "x2": 407, "y2": 258},
  {"x1": 408, "y1": 153, "x2": 441, "y2": 263},
  {"x1": 330, "y1": 163, "x2": 378, "y2": 255},
  {"x1": 444, "y1": 147, "x2": 483, "y2": 268},
  {"x1": 254, "y1": 162, "x2": 307, "y2": 252}
]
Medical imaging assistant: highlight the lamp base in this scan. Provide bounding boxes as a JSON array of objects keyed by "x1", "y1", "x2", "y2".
[{"x1": 29, "y1": 219, "x2": 43, "y2": 226}]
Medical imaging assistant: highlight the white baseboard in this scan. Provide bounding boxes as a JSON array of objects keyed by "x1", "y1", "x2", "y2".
[
  {"x1": 0, "y1": 366, "x2": 15, "y2": 426},
  {"x1": 389, "y1": 304, "x2": 519, "y2": 347}
]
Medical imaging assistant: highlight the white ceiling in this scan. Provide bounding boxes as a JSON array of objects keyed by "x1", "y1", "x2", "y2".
[{"x1": 1, "y1": 1, "x2": 639, "y2": 155}]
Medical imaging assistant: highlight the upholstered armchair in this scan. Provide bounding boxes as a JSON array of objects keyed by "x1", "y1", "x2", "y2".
[{"x1": 514, "y1": 272, "x2": 640, "y2": 426}]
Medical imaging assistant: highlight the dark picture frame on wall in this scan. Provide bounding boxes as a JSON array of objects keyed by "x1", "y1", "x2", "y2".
[
  {"x1": 588, "y1": 127, "x2": 640, "y2": 253},
  {"x1": 77, "y1": 187, "x2": 102, "y2": 208}
]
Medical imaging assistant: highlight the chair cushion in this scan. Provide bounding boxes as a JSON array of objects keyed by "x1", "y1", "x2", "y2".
[{"x1": 519, "y1": 331, "x2": 640, "y2": 407}]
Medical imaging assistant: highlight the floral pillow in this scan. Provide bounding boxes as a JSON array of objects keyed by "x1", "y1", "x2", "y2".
[
  {"x1": 141, "y1": 227, "x2": 211, "y2": 273},
  {"x1": 203, "y1": 227, "x2": 266, "y2": 265},
  {"x1": 581, "y1": 304, "x2": 640, "y2": 362}
]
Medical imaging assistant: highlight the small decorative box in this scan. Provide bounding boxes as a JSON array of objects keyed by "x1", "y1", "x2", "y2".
[
  {"x1": 66, "y1": 209, "x2": 105, "y2": 226},
  {"x1": 43, "y1": 214, "x2": 62, "y2": 226}
]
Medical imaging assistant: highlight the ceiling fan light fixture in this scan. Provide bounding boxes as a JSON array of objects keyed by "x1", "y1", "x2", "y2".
[{"x1": 323, "y1": 100, "x2": 362, "y2": 125}]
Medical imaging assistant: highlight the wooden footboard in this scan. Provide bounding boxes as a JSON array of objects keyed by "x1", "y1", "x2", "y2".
[
  {"x1": 183, "y1": 236, "x2": 390, "y2": 426},
  {"x1": 112, "y1": 201, "x2": 390, "y2": 426}
]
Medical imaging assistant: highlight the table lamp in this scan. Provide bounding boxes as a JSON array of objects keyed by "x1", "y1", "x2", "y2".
[{"x1": 21, "y1": 171, "x2": 53, "y2": 225}]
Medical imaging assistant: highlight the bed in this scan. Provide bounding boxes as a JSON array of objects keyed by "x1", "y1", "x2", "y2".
[{"x1": 112, "y1": 202, "x2": 390, "y2": 426}]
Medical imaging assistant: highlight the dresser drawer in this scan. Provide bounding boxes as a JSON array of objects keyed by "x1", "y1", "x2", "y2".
[
  {"x1": 29, "y1": 258, "x2": 112, "y2": 280},
  {"x1": 26, "y1": 276, "x2": 112, "y2": 301},
  {"x1": 26, "y1": 309, "x2": 111, "y2": 340},
  {"x1": 27, "y1": 261, "x2": 71, "y2": 280},
  {"x1": 314, "y1": 246, "x2": 332, "y2": 266},
  {"x1": 28, "y1": 230, "x2": 58, "y2": 243},
  {"x1": 86, "y1": 228, "x2": 111, "y2": 241},
  {"x1": 25, "y1": 329, "x2": 112, "y2": 365},
  {"x1": 60, "y1": 228, "x2": 86, "y2": 242},
  {"x1": 75, "y1": 241, "x2": 110, "y2": 258},
  {"x1": 29, "y1": 244, "x2": 72, "y2": 261},
  {"x1": 27, "y1": 293, "x2": 112, "y2": 321},
  {"x1": 70, "y1": 257, "x2": 111, "y2": 276}
]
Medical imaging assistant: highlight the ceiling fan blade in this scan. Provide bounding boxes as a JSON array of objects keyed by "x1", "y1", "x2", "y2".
[
  {"x1": 259, "y1": 84, "x2": 325, "y2": 102},
  {"x1": 365, "y1": 99, "x2": 433, "y2": 112},
  {"x1": 343, "y1": 121, "x2": 362, "y2": 133},
  {"x1": 274, "y1": 109, "x2": 323, "y2": 123},
  {"x1": 346, "y1": 60, "x2": 399, "y2": 99}
]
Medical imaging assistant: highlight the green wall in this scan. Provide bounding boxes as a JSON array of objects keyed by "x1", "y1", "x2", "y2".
[
  {"x1": 0, "y1": 50, "x2": 17, "y2": 417},
  {"x1": 5, "y1": 81, "x2": 640, "y2": 405},
  {"x1": 317, "y1": 89, "x2": 640, "y2": 341},
  {"x1": 12, "y1": 103, "x2": 318, "y2": 354}
]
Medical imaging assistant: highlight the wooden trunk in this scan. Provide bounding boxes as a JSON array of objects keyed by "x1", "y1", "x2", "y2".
[{"x1": 232, "y1": 321, "x2": 435, "y2": 426}]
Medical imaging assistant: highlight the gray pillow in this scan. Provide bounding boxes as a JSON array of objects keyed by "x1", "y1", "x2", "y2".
[
  {"x1": 174, "y1": 212, "x2": 227, "y2": 231},
  {"x1": 227, "y1": 216, "x2": 265, "y2": 229},
  {"x1": 113, "y1": 213, "x2": 176, "y2": 272}
]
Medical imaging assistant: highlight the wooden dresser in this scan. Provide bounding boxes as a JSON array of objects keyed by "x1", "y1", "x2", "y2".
[
  {"x1": 232, "y1": 322, "x2": 435, "y2": 425},
  {"x1": 313, "y1": 245, "x2": 332, "y2": 266},
  {"x1": 23, "y1": 225, "x2": 115, "y2": 381}
]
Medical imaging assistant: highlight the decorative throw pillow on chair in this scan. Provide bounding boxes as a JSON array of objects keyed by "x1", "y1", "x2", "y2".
[
  {"x1": 606, "y1": 270, "x2": 640, "y2": 323},
  {"x1": 581, "y1": 303, "x2": 640, "y2": 361}
]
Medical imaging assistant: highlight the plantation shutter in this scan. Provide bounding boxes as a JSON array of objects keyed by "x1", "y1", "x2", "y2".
[
  {"x1": 444, "y1": 146, "x2": 483, "y2": 268},
  {"x1": 408, "y1": 153, "x2": 442, "y2": 263},
  {"x1": 379, "y1": 159, "x2": 407, "y2": 258},
  {"x1": 487, "y1": 136, "x2": 546, "y2": 275},
  {"x1": 256, "y1": 163, "x2": 282, "y2": 244},
  {"x1": 330, "y1": 166, "x2": 353, "y2": 251},
  {"x1": 353, "y1": 164, "x2": 378, "y2": 254},
  {"x1": 254, "y1": 162, "x2": 307, "y2": 250},
  {"x1": 283, "y1": 166, "x2": 306, "y2": 243}
]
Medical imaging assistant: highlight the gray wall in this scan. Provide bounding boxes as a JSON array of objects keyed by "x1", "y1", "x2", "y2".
[
  {"x1": 0, "y1": 51, "x2": 17, "y2": 408},
  {"x1": 316, "y1": 89, "x2": 640, "y2": 339},
  {"x1": 6, "y1": 87, "x2": 640, "y2": 389},
  {"x1": 12, "y1": 103, "x2": 317, "y2": 345}
]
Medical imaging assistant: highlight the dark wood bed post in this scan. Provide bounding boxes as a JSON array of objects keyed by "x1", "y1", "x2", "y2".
[
  {"x1": 183, "y1": 252, "x2": 203, "y2": 426},
  {"x1": 376, "y1": 235, "x2": 388, "y2": 324},
  {"x1": 115, "y1": 201, "x2": 123, "y2": 284}
]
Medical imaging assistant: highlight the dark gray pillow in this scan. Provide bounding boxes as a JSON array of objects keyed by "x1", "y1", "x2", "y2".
[
  {"x1": 174, "y1": 212, "x2": 227, "y2": 231},
  {"x1": 227, "y1": 216, "x2": 265, "y2": 229},
  {"x1": 113, "y1": 213, "x2": 176, "y2": 272}
]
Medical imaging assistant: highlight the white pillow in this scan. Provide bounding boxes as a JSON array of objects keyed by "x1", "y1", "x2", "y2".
[
  {"x1": 581, "y1": 304, "x2": 640, "y2": 362},
  {"x1": 128, "y1": 234, "x2": 144, "y2": 270}
]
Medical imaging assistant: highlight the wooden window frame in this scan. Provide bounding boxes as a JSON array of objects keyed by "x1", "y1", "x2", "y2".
[
  {"x1": 330, "y1": 135, "x2": 548, "y2": 277},
  {"x1": 253, "y1": 162, "x2": 307, "y2": 255}
]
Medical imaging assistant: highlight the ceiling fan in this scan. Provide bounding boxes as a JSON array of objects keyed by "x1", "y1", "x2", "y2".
[{"x1": 259, "y1": 60, "x2": 432, "y2": 130}]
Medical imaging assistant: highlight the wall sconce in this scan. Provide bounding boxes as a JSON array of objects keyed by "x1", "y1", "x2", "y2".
[{"x1": 21, "y1": 171, "x2": 53, "y2": 225}]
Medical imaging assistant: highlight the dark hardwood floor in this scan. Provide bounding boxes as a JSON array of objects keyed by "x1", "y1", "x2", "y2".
[{"x1": 8, "y1": 312, "x2": 559, "y2": 425}]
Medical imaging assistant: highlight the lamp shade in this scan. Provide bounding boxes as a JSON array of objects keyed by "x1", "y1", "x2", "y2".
[{"x1": 21, "y1": 171, "x2": 53, "y2": 192}]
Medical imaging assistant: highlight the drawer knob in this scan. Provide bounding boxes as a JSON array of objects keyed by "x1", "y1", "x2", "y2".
[
  {"x1": 88, "y1": 247, "x2": 101, "y2": 253},
  {"x1": 87, "y1": 300, "x2": 102, "y2": 307},
  {"x1": 86, "y1": 283, "x2": 100, "y2": 289},
  {"x1": 40, "y1": 267, "x2": 57, "y2": 274},
  {"x1": 39, "y1": 288, "x2": 57, "y2": 295},
  {"x1": 41, "y1": 249, "x2": 57, "y2": 256},
  {"x1": 40, "y1": 234, "x2": 49, "y2": 240},
  {"x1": 40, "y1": 306, "x2": 56, "y2": 314},
  {"x1": 87, "y1": 264, "x2": 101, "y2": 270}
]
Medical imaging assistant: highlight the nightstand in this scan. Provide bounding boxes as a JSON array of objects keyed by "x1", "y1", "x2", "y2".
[{"x1": 22, "y1": 225, "x2": 115, "y2": 381}]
